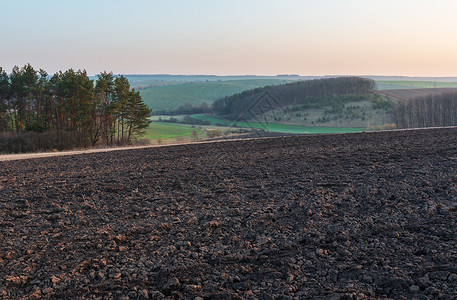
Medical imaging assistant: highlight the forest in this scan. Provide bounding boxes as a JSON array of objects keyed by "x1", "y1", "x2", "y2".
[
  {"x1": 212, "y1": 77, "x2": 376, "y2": 120},
  {"x1": 391, "y1": 91, "x2": 457, "y2": 129},
  {"x1": 0, "y1": 64, "x2": 151, "y2": 153}
]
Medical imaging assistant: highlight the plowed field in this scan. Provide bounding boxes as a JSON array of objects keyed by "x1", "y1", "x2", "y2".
[{"x1": 1, "y1": 128, "x2": 457, "y2": 299}]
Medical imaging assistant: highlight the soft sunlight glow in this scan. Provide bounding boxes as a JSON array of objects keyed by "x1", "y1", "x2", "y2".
[{"x1": 2, "y1": 0, "x2": 457, "y2": 76}]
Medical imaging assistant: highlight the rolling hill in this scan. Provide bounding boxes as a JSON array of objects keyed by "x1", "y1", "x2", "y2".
[
  {"x1": 139, "y1": 79, "x2": 298, "y2": 112},
  {"x1": 114, "y1": 75, "x2": 457, "y2": 114}
]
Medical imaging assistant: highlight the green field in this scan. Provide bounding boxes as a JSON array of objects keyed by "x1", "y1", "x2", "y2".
[
  {"x1": 142, "y1": 122, "x2": 203, "y2": 140},
  {"x1": 137, "y1": 78, "x2": 457, "y2": 111},
  {"x1": 190, "y1": 114, "x2": 365, "y2": 134},
  {"x1": 376, "y1": 80, "x2": 457, "y2": 90},
  {"x1": 140, "y1": 79, "x2": 296, "y2": 112}
]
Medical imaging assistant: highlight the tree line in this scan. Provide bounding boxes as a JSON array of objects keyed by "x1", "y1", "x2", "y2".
[
  {"x1": 212, "y1": 77, "x2": 376, "y2": 120},
  {"x1": 391, "y1": 91, "x2": 457, "y2": 129},
  {"x1": 0, "y1": 64, "x2": 151, "y2": 152}
]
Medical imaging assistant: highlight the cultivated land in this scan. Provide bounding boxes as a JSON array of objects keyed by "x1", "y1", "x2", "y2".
[
  {"x1": 375, "y1": 80, "x2": 457, "y2": 91},
  {"x1": 1, "y1": 128, "x2": 456, "y2": 299},
  {"x1": 139, "y1": 79, "x2": 297, "y2": 112},
  {"x1": 142, "y1": 122, "x2": 204, "y2": 141},
  {"x1": 137, "y1": 78, "x2": 457, "y2": 113},
  {"x1": 190, "y1": 114, "x2": 366, "y2": 134},
  {"x1": 377, "y1": 88, "x2": 457, "y2": 101},
  {"x1": 137, "y1": 77, "x2": 457, "y2": 135}
]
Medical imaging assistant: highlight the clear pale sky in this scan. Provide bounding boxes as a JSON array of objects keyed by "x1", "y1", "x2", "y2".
[{"x1": 2, "y1": 0, "x2": 457, "y2": 76}]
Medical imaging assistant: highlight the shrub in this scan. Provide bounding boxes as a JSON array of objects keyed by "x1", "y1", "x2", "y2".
[
  {"x1": 135, "y1": 138, "x2": 151, "y2": 146},
  {"x1": 0, "y1": 130, "x2": 89, "y2": 154},
  {"x1": 206, "y1": 129, "x2": 222, "y2": 138}
]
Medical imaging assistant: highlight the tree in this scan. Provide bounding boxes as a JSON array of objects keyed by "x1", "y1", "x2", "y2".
[
  {"x1": 113, "y1": 75, "x2": 131, "y2": 143},
  {"x1": 126, "y1": 89, "x2": 152, "y2": 141},
  {"x1": 0, "y1": 64, "x2": 153, "y2": 152},
  {"x1": 95, "y1": 72, "x2": 115, "y2": 145},
  {"x1": 33, "y1": 69, "x2": 50, "y2": 132},
  {"x1": 0, "y1": 67, "x2": 10, "y2": 131}
]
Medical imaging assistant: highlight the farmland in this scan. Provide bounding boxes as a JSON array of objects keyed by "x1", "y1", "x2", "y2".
[
  {"x1": 139, "y1": 79, "x2": 298, "y2": 112},
  {"x1": 1, "y1": 128, "x2": 456, "y2": 299},
  {"x1": 376, "y1": 88, "x2": 457, "y2": 101},
  {"x1": 140, "y1": 77, "x2": 457, "y2": 138},
  {"x1": 190, "y1": 114, "x2": 366, "y2": 134},
  {"x1": 132, "y1": 76, "x2": 457, "y2": 113},
  {"x1": 375, "y1": 80, "x2": 457, "y2": 90},
  {"x1": 135, "y1": 76, "x2": 457, "y2": 135},
  {"x1": 75, "y1": 76, "x2": 457, "y2": 143},
  {"x1": 124, "y1": 75, "x2": 306, "y2": 90},
  {"x1": 142, "y1": 122, "x2": 203, "y2": 141}
]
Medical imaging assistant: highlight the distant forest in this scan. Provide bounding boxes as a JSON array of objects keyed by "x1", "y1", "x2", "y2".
[
  {"x1": 0, "y1": 64, "x2": 151, "y2": 153},
  {"x1": 212, "y1": 77, "x2": 376, "y2": 120},
  {"x1": 391, "y1": 91, "x2": 457, "y2": 129}
]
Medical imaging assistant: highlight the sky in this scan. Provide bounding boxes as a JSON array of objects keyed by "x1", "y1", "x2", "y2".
[{"x1": 2, "y1": 0, "x2": 457, "y2": 76}]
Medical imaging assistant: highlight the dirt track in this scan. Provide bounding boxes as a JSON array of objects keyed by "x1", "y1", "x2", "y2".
[
  {"x1": 1, "y1": 128, "x2": 457, "y2": 299},
  {"x1": 0, "y1": 132, "x2": 291, "y2": 162}
]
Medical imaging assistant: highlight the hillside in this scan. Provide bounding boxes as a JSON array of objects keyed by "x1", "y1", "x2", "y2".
[
  {"x1": 138, "y1": 79, "x2": 299, "y2": 112},
  {"x1": 211, "y1": 77, "x2": 378, "y2": 124},
  {"x1": 1, "y1": 128, "x2": 456, "y2": 299},
  {"x1": 119, "y1": 76, "x2": 457, "y2": 113},
  {"x1": 124, "y1": 75, "x2": 309, "y2": 89},
  {"x1": 189, "y1": 114, "x2": 365, "y2": 134}
]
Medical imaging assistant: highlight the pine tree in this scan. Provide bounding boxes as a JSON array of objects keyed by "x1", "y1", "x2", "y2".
[
  {"x1": 0, "y1": 64, "x2": 153, "y2": 151},
  {"x1": 0, "y1": 67, "x2": 10, "y2": 131},
  {"x1": 95, "y1": 72, "x2": 115, "y2": 145},
  {"x1": 126, "y1": 89, "x2": 152, "y2": 141},
  {"x1": 113, "y1": 75, "x2": 131, "y2": 143}
]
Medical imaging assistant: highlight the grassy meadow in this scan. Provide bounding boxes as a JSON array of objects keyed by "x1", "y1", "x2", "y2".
[
  {"x1": 142, "y1": 122, "x2": 203, "y2": 141},
  {"x1": 190, "y1": 114, "x2": 365, "y2": 134}
]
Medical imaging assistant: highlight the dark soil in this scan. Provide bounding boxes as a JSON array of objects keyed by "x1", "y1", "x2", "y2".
[
  {"x1": 1, "y1": 128, "x2": 457, "y2": 299},
  {"x1": 203, "y1": 130, "x2": 299, "y2": 142}
]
